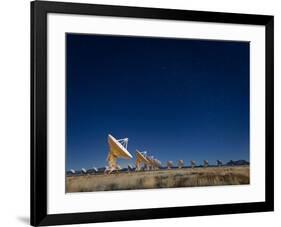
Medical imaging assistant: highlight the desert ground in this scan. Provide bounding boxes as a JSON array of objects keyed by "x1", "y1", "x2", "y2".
[{"x1": 66, "y1": 166, "x2": 249, "y2": 193}]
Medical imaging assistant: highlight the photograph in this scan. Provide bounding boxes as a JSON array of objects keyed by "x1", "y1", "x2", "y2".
[
  {"x1": 65, "y1": 33, "x2": 250, "y2": 193},
  {"x1": 30, "y1": 1, "x2": 274, "y2": 225}
]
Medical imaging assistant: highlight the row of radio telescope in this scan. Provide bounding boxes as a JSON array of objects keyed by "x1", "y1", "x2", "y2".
[
  {"x1": 103, "y1": 134, "x2": 223, "y2": 174},
  {"x1": 70, "y1": 158, "x2": 224, "y2": 175},
  {"x1": 105, "y1": 134, "x2": 161, "y2": 174}
]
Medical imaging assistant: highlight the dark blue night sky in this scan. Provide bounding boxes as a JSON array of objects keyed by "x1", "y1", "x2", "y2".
[{"x1": 66, "y1": 33, "x2": 249, "y2": 170}]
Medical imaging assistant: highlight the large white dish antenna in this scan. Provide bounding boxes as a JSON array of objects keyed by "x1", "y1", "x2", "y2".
[
  {"x1": 105, "y1": 134, "x2": 133, "y2": 174},
  {"x1": 135, "y1": 149, "x2": 149, "y2": 171},
  {"x1": 167, "y1": 160, "x2": 173, "y2": 169},
  {"x1": 70, "y1": 169, "x2": 75, "y2": 174},
  {"x1": 136, "y1": 150, "x2": 149, "y2": 163},
  {"x1": 81, "y1": 168, "x2": 87, "y2": 174},
  {"x1": 190, "y1": 160, "x2": 196, "y2": 168},
  {"x1": 108, "y1": 134, "x2": 132, "y2": 159},
  {"x1": 146, "y1": 156, "x2": 154, "y2": 164},
  {"x1": 178, "y1": 160, "x2": 184, "y2": 168},
  {"x1": 217, "y1": 160, "x2": 223, "y2": 166},
  {"x1": 203, "y1": 160, "x2": 209, "y2": 167}
]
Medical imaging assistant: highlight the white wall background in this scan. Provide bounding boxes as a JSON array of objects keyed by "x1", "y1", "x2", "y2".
[{"x1": 0, "y1": 0, "x2": 279, "y2": 226}]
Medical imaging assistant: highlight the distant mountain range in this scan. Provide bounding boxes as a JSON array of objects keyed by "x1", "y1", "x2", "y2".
[{"x1": 226, "y1": 160, "x2": 249, "y2": 166}]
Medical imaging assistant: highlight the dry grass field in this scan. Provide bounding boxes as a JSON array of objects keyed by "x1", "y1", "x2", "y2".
[{"x1": 66, "y1": 166, "x2": 249, "y2": 193}]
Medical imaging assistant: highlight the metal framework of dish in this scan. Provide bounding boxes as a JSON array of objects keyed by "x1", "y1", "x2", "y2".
[
  {"x1": 105, "y1": 134, "x2": 133, "y2": 174},
  {"x1": 135, "y1": 150, "x2": 149, "y2": 171}
]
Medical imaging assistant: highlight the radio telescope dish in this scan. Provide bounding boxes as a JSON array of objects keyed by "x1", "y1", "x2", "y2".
[
  {"x1": 146, "y1": 155, "x2": 156, "y2": 170},
  {"x1": 70, "y1": 169, "x2": 75, "y2": 174},
  {"x1": 167, "y1": 161, "x2": 173, "y2": 169},
  {"x1": 135, "y1": 150, "x2": 149, "y2": 171},
  {"x1": 217, "y1": 160, "x2": 223, "y2": 167},
  {"x1": 81, "y1": 168, "x2": 87, "y2": 174},
  {"x1": 108, "y1": 134, "x2": 132, "y2": 159},
  {"x1": 153, "y1": 159, "x2": 161, "y2": 170},
  {"x1": 104, "y1": 166, "x2": 109, "y2": 174},
  {"x1": 136, "y1": 150, "x2": 148, "y2": 163},
  {"x1": 178, "y1": 160, "x2": 184, "y2": 168},
  {"x1": 154, "y1": 159, "x2": 161, "y2": 166},
  {"x1": 92, "y1": 167, "x2": 98, "y2": 173},
  {"x1": 127, "y1": 164, "x2": 134, "y2": 172},
  {"x1": 105, "y1": 134, "x2": 133, "y2": 174},
  {"x1": 203, "y1": 160, "x2": 209, "y2": 167},
  {"x1": 190, "y1": 160, "x2": 196, "y2": 168}
]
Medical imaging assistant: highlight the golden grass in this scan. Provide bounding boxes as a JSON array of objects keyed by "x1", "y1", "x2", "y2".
[{"x1": 66, "y1": 166, "x2": 249, "y2": 193}]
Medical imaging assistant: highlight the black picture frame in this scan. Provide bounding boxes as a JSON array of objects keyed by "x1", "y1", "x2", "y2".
[{"x1": 31, "y1": 1, "x2": 274, "y2": 226}]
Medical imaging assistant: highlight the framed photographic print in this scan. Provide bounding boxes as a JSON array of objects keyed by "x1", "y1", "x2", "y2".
[{"x1": 31, "y1": 0, "x2": 274, "y2": 226}]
